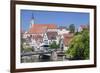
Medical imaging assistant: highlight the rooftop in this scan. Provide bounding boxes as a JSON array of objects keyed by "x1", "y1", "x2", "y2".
[{"x1": 27, "y1": 24, "x2": 57, "y2": 34}]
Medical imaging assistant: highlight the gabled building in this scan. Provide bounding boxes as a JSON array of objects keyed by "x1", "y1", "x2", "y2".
[
  {"x1": 47, "y1": 31, "x2": 58, "y2": 44},
  {"x1": 78, "y1": 25, "x2": 89, "y2": 32},
  {"x1": 63, "y1": 33, "x2": 74, "y2": 50},
  {"x1": 23, "y1": 23, "x2": 58, "y2": 51}
]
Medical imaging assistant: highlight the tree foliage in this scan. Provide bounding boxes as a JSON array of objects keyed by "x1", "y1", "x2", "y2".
[
  {"x1": 69, "y1": 24, "x2": 75, "y2": 33},
  {"x1": 66, "y1": 29, "x2": 89, "y2": 60},
  {"x1": 49, "y1": 41, "x2": 59, "y2": 49}
]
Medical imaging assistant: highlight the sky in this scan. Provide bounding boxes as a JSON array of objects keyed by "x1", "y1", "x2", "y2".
[{"x1": 21, "y1": 10, "x2": 89, "y2": 31}]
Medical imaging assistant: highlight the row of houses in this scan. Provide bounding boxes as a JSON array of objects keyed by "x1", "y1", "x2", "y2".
[{"x1": 21, "y1": 18, "x2": 88, "y2": 52}]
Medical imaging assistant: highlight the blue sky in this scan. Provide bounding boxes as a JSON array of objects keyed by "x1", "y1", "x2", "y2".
[{"x1": 21, "y1": 10, "x2": 89, "y2": 31}]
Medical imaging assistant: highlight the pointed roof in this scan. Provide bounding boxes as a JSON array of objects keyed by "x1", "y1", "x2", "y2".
[
  {"x1": 47, "y1": 31, "x2": 58, "y2": 40},
  {"x1": 63, "y1": 33, "x2": 74, "y2": 46}
]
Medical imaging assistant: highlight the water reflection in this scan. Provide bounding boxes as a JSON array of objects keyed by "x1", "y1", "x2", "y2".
[{"x1": 21, "y1": 54, "x2": 68, "y2": 63}]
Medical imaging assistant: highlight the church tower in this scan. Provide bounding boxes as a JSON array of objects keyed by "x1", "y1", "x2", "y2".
[{"x1": 30, "y1": 13, "x2": 35, "y2": 28}]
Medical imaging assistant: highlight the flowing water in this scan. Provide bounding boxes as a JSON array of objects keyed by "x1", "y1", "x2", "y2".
[{"x1": 21, "y1": 53, "x2": 68, "y2": 63}]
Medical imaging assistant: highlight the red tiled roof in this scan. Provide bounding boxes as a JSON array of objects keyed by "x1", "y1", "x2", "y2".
[
  {"x1": 28, "y1": 26, "x2": 46, "y2": 34},
  {"x1": 47, "y1": 31, "x2": 58, "y2": 40},
  {"x1": 32, "y1": 35, "x2": 43, "y2": 41},
  {"x1": 80, "y1": 25, "x2": 88, "y2": 29},
  {"x1": 27, "y1": 24, "x2": 57, "y2": 34},
  {"x1": 63, "y1": 33, "x2": 74, "y2": 38},
  {"x1": 63, "y1": 33, "x2": 74, "y2": 46}
]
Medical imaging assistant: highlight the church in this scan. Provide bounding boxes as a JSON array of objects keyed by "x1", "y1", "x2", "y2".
[
  {"x1": 22, "y1": 16, "x2": 60, "y2": 51},
  {"x1": 22, "y1": 15, "x2": 73, "y2": 52}
]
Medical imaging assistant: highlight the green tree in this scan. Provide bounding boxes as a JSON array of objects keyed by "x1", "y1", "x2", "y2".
[
  {"x1": 66, "y1": 29, "x2": 89, "y2": 60},
  {"x1": 49, "y1": 41, "x2": 59, "y2": 49},
  {"x1": 69, "y1": 24, "x2": 75, "y2": 33}
]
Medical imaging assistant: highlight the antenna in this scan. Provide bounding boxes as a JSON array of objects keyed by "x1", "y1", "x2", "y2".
[{"x1": 32, "y1": 13, "x2": 34, "y2": 20}]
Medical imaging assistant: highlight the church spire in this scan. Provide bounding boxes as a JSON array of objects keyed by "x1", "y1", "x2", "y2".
[{"x1": 30, "y1": 13, "x2": 35, "y2": 28}]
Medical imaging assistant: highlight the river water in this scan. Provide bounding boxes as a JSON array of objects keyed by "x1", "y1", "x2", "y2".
[{"x1": 21, "y1": 54, "x2": 68, "y2": 63}]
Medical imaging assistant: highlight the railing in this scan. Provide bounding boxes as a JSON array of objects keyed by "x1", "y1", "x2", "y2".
[
  {"x1": 21, "y1": 51, "x2": 52, "y2": 57},
  {"x1": 21, "y1": 50, "x2": 65, "y2": 56}
]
